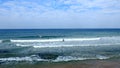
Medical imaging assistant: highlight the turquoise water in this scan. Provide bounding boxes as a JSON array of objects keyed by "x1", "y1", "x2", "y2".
[{"x1": 0, "y1": 29, "x2": 120, "y2": 63}]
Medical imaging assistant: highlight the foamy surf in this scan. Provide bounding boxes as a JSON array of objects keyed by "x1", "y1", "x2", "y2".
[
  {"x1": 0, "y1": 57, "x2": 33, "y2": 62},
  {"x1": 16, "y1": 43, "x2": 120, "y2": 48},
  {"x1": 0, "y1": 55, "x2": 109, "y2": 62},
  {"x1": 54, "y1": 56, "x2": 90, "y2": 62},
  {"x1": 11, "y1": 38, "x2": 100, "y2": 43},
  {"x1": 16, "y1": 44, "x2": 84, "y2": 48},
  {"x1": 16, "y1": 44, "x2": 32, "y2": 47},
  {"x1": 33, "y1": 45, "x2": 79, "y2": 48},
  {"x1": 54, "y1": 55, "x2": 109, "y2": 62}
]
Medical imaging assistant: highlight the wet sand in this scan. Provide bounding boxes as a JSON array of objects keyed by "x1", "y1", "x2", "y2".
[{"x1": 0, "y1": 59, "x2": 120, "y2": 68}]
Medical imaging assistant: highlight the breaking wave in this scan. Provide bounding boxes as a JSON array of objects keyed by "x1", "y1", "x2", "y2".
[
  {"x1": 11, "y1": 38, "x2": 100, "y2": 43},
  {"x1": 54, "y1": 55, "x2": 108, "y2": 62},
  {"x1": 0, "y1": 55, "x2": 109, "y2": 62},
  {"x1": 16, "y1": 43, "x2": 79, "y2": 48},
  {"x1": 16, "y1": 43, "x2": 120, "y2": 48},
  {"x1": 0, "y1": 36, "x2": 119, "y2": 43}
]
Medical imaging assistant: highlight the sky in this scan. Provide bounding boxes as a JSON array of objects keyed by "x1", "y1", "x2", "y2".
[{"x1": 0, "y1": 0, "x2": 120, "y2": 29}]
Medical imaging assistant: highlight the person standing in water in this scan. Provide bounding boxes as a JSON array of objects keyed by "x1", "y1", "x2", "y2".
[{"x1": 62, "y1": 39, "x2": 64, "y2": 42}]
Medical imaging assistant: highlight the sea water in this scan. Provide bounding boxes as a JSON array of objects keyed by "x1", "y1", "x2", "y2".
[{"x1": 0, "y1": 29, "x2": 120, "y2": 62}]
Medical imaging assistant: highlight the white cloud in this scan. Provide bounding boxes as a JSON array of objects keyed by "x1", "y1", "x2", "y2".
[
  {"x1": 0, "y1": 0, "x2": 120, "y2": 28},
  {"x1": 61, "y1": 0, "x2": 120, "y2": 13}
]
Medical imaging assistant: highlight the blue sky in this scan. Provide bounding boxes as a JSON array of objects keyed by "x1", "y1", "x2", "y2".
[{"x1": 0, "y1": 0, "x2": 120, "y2": 28}]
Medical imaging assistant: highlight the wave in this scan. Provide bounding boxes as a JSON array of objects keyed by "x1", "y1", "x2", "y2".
[
  {"x1": 0, "y1": 57, "x2": 33, "y2": 62},
  {"x1": 11, "y1": 38, "x2": 100, "y2": 43},
  {"x1": 16, "y1": 43, "x2": 120, "y2": 48},
  {"x1": 33, "y1": 45, "x2": 76, "y2": 48},
  {"x1": 54, "y1": 55, "x2": 109, "y2": 62},
  {"x1": 16, "y1": 44, "x2": 31, "y2": 47},
  {"x1": 16, "y1": 44, "x2": 83, "y2": 48},
  {"x1": 0, "y1": 55, "x2": 109, "y2": 63},
  {"x1": 10, "y1": 36, "x2": 120, "y2": 43}
]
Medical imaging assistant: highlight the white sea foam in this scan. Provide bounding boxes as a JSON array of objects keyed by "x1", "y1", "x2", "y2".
[
  {"x1": 16, "y1": 44, "x2": 32, "y2": 47},
  {"x1": 16, "y1": 43, "x2": 120, "y2": 48},
  {"x1": 11, "y1": 39, "x2": 62, "y2": 43},
  {"x1": 0, "y1": 56, "x2": 47, "y2": 62},
  {"x1": 96, "y1": 55, "x2": 109, "y2": 60},
  {"x1": 16, "y1": 44, "x2": 79, "y2": 48},
  {"x1": 33, "y1": 45, "x2": 78, "y2": 48},
  {"x1": 0, "y1": 56, "x2": 85, "y2": 62},
  {"x1": 0, "y1": 55, "x2": 109, "y2": 62},
  {"x1": 32, "y1": 44, "x2": 102, "y2": 48},
  {"x1": 54, "y1": 56, "x2": 90, "y2": 62},
  {"x1": 8, "y1": 36, "x2": 120, "y2": 43},
  {"x1": 11, "y1": 38, "x2": 100, "y2": 43},
  {"x1": 54, "y1": 55, "x2": 109, "y2": 62},
  {"x1": 0, "y1": 57, "x2": 33, "y2": 62}
]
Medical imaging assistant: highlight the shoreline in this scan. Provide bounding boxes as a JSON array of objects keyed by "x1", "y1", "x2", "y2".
[{"x1": 0, "y1": 59, "x2": 120, "y2": 68}]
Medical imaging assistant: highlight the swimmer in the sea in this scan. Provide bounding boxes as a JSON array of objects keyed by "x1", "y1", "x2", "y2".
[{"x1": 62, "y1": 39, "x2": 64, "y2": 42}]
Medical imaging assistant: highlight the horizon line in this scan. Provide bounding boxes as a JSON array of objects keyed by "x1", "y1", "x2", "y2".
[{"x1": 0, "y1": 28, "x2": 120, "y2": 29}]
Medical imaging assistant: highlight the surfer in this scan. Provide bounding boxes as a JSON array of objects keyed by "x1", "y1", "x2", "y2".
[{"x1": 62, "y1": 39, "x2": 64, "y2": 42}]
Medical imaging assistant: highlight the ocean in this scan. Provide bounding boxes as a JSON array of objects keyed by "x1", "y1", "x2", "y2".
[{"x1": 0, "y1": 29, "x2": 120, "y2": 63}]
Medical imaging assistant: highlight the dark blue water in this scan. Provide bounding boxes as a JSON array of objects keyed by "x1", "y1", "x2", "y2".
[
  {"x1": 0, "y1": 29, "x2": 120, "y2": 39},
  {"x1": 0, "y1": 29, "x2": 120, "y2": 62}
]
